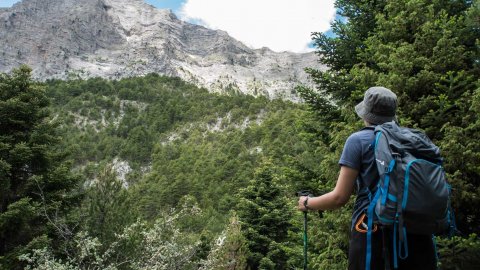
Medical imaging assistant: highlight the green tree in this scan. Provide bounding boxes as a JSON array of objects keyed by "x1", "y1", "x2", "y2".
[
  {"x1": 236, "y1": 161, "x2": 293, "y2": 269},
  {"x1": 84, "y1": 165, "x2": 136, "y2": 247},
  {"x1": 301, "y1": 0, "x2": 480, "y2": 268},
  {"x1": 0, "y1": 66, "x2": 78, "y2": 269}
]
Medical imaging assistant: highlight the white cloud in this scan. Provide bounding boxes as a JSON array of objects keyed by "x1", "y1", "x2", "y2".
[{"x1": 179, "y1": 0, "x2": 336, "y2": 53}]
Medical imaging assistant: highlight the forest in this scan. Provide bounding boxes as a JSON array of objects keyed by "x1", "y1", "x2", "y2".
[{"x1": 1, "y1": 0, "x2": 479, "y2": 269}]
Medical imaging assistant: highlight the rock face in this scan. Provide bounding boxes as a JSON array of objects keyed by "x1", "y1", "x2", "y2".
[{"x1": 0, "y1": 0, "x2": 324, "y2": 99}]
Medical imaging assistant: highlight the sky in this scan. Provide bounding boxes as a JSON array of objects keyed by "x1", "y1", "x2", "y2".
[{"x1": 1, "y1": 0, "x2": 337, "y2": 53}]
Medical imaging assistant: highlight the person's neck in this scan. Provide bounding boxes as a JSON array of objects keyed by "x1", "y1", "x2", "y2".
[{"x1": 363, "y1": 120, "x2": 374, "y2": 127}]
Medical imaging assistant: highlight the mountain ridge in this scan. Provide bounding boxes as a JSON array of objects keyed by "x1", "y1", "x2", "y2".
[{"x1": 0, "y1": 0, "x2": 324, "y2": 99}]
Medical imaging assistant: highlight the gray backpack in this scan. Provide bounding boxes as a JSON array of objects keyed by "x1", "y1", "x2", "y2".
[{"x1": 364, "y1": 121, "x2": 456, "y2": 269}]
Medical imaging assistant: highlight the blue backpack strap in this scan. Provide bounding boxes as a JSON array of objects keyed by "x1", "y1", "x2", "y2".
[
  {"x1": 381, "y1": 159, "x2": 396, "y2": 205},
  {"x1": 395, "y1": 160, "x2": 419, "y2": 263},
  {"x1": 446, "y1": 184, "x2": 458, "y2": 237},
  {"x1": 398, "y1": 227, "x2": 408, "y2": 260},
  {"x1": 391, "y1": 212, "x2": 409, "y2": 268},
  {"x1": 365, "y1": 185, "x2": 382, "y2": 270},
  {"x1": 389, "y1": 161, "x2": 411, "y2": 268},
  {"x1": 393, "y1": 214, "x2": 399, "y2": 268},
  {"x1": 365, "y1": 128, "x2": 383, "y2": 270}
]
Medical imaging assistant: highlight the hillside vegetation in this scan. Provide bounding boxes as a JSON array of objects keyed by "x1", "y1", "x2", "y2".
[
  {"x1": 2, "y1": 68, "x2": 328, "y2": 269},
  {"x1": 1, "y1": 0, "x2": 479, "y2": 269}
]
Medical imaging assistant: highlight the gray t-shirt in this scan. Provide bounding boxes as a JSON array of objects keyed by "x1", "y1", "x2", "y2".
[{"x1": 339, "y1": 127, "x2": 379, "y2": 229}]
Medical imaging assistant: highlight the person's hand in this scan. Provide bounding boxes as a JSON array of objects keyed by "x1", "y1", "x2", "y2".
[{"x1": 297, "y1": 196, "x2": 309, "y2": 211}]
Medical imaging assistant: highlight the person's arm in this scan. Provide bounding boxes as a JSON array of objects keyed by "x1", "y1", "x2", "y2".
[{"x1": 297, "y1": 166, "x2": 358, "y2": 211}]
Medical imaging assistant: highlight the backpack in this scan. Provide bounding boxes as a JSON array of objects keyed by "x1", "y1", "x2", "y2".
[{"x1": 364, "y1": 121, "x2": 456, "y2": 269}]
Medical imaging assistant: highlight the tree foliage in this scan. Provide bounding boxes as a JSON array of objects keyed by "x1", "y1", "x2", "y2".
[
  {"x1": 20, "y1": 201, "x2": 202, "y2": 270},
  {"x1": 0, "y1": 66, "x2": 79, "y2": 269},
  {"x1": 236, "y1": 161, "x2": 293, "y2": 269},
  {"x1": 3, "y1": 2, "x2": 479, "y2": 267},
  {"x1": 300, "y1": 0, "x2": 480, "y2": 268},
  {"x1": 13, "y1": 72, "x2": 322, "y2": 269}
]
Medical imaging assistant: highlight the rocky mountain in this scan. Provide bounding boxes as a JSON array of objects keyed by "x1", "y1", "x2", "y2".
[{"x1": 0, "y1": 0, "x2": 325, "y2": 99}]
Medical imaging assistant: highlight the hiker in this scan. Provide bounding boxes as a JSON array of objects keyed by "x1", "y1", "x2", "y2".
[{"x1": 297, "y1": 86, "x2": 437, "y2": 270}]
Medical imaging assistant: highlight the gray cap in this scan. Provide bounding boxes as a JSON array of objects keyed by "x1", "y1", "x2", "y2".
[{"x1": 355, "y1": 86, "x2": 397, "y2": 125}]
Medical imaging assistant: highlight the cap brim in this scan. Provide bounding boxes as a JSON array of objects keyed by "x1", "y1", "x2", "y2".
[{"x1": 355, "y1": 101, "x2": 366, "y2": 119}]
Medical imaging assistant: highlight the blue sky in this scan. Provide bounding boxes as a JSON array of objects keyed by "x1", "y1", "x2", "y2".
[
  {"x1": 144, "y1": 0, "x2": 183, "y2": 13},
  {"x1": 1, "y1": 0, "x2": 337, "y2": 52},
  {"x1": 0, "y1": 0, "x2": 20, "y2": 7}
]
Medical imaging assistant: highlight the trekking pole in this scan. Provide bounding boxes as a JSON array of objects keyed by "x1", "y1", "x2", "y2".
[
  {"x1": 297, "y1": 190, "x2": 312, "y2": 270},
  {"x1": 303, "y1": 210, "x2": 308, "y2": 270}
]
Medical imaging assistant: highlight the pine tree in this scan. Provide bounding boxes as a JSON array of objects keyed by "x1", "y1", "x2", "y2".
[
  {"x1": 236, "y1": 161, "x2": 293, "y2": 269},
  {"x1": 0, "y1": 66, "x2": 78, "y2": 269},
  {"x1": 84, "y1": 165, "x2": 135, "y2": 246}
]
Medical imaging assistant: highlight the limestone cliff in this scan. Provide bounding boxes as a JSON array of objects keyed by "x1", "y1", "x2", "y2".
[{"x1": 0, "y1": 0, "x2": 325, "y2": 99}]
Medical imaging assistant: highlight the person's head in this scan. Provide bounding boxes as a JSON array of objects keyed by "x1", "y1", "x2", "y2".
[{"x1": 355, "y1": 86, "x2": 397, "y2": 125}]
